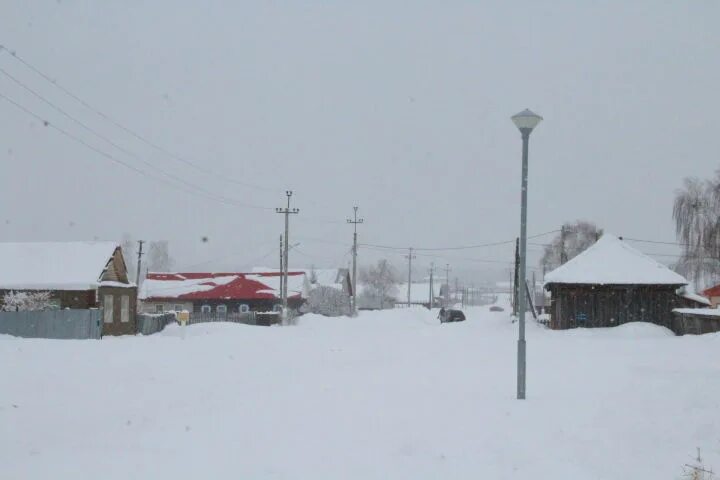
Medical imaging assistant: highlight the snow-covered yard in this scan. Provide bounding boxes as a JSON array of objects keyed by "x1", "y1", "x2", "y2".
[{"x1": 1, "y1": 304, "x2": 719, "y2": 479}]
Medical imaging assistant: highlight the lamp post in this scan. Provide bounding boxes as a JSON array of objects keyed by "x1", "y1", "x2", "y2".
[{"x1": 511, "y1": 108, "x2": 543, "y2": 400}]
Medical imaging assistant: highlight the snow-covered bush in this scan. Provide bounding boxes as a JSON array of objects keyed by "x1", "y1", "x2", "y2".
[
  {"x1": 301, "y1": 286, "x2": 351, "y2": 317},
  {"x1": 2, "y1": 290, "x2": 55, "y2": 311}
]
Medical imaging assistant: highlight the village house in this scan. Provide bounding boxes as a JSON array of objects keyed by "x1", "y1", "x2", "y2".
[
  {"x1": 0, "y1": 241, "x2": 137, "y2": 335},
  {"x1": 544, "y1": 234, "x2": 699, "y2": 330},
  {"x1": 252, "y1": 267, "x2": 353, "y2": 296},
  {"x1": 701, "y1": 284, "x2": 720, "y2": 308},
  {"x1": 139, "y1": 271, "x2": 310, "y2": 315}
]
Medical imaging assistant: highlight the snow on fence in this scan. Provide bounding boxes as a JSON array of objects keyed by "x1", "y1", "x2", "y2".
[
  {"x1": 0, "y1": 309, "x2": 102, "y2": 339},
  {"x1": 185, "y1": 311, "x2": 281, "y2": 327},
  {"x1": 136, "y1": 313, "x2": 177, "y2": 335}
]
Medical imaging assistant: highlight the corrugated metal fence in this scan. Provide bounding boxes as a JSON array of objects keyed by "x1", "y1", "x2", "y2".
[
  {"x1": 136, "y1": 313, "x2": 177, "y2": 335},
  {"x1": 0, "y1": 309, "x2": 102, "y2": 339}
]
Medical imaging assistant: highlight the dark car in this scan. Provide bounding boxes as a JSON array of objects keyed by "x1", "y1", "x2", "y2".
[
  {"x1": 489, "y1": 306, "x2": 504, "y2": 312},
  {"x1": 440, "y1": 309, "x2": 466, "y2": 323}
]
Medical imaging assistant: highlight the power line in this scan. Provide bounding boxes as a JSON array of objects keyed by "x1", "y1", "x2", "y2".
[
  {"x1": 0, "y1": 90, "x2": 273, "y2": 211},
  {"x1": 0, "y1": 67, "x2": 274, "y2": 209},
  {"x1": 622, "y1": 237, "x2": 690, "y2": 247},
  {"x1": 359, "y1": 229, "x2": 560, "y2": 252},
  {"x1": 0, "y1": 44, "x2": 280, "y2": 193}
]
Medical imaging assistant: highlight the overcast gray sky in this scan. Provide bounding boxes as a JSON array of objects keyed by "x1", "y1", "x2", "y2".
[{"x1": 1, "y1": 1, "x2": 719, "y2": 282}]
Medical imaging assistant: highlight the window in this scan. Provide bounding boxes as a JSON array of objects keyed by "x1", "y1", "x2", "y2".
[
  {"x1": 103, "y1": 295, "x2": 114, "y2": 323},
  {"x1": 201, "y1": 305, "x2": 211, "y2": 314},
  {"x1": 155, "y1": 304, "x2": 164, "y2": 313},
  {"x1": 239, "y1": 304, "x2": 250, "y2": 313},
  {"x1": 174, "y1": 304, "x2": 183, "y2": 312},
  {"x1": 217, "y1": 304, "x2": 227, "y2": 315},
  {"x1": 273, "y1": 304, "x2": 283, "y2": 313},
  {"x1": 121, "y1": 295, "x2": 130, "y2": 323}
]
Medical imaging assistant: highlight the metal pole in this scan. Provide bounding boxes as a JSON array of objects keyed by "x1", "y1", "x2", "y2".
[
  {"x1": 279, "y1": 235, "x2": 283, "y2": 300},
  {"x1": 517, "y1": 128, "x2": 530, "y2": 400},
  {"x1": 445, "y1": 264, "x2": 450, "y2": 307}
]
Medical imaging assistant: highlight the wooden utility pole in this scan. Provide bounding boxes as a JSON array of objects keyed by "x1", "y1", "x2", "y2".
[
  {"x1": 135, "y1": 240, "x2": 145, "y2": 287},
  {"x1": 347, "y1": 206, "x2": 364, "y2": 316},
  {"x1": 276, "y1": 191, "x2": 299, "y2": 320},
  {"x1": 560, "y1": 225, "x2": 568, "y2": 265}
]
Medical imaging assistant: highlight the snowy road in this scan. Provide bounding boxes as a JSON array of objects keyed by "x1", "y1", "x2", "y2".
[{"x1": 1, "y1": 305, "x2": 719, "y2": 479}]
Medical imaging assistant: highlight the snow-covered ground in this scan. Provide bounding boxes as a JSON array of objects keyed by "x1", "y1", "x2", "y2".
[{"x1": 2, "y1": 301, "x2": 719, "y2": 479}]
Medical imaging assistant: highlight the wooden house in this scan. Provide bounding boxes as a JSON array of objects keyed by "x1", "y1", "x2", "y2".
[
  {"x1": 0, "y1": 241, "x2": 137, "y2": 335},
  {"x1": 544, "y1": 234, "x2": 689, "y2": 330},
  {"x1": 139, "y1": 271, "x2": 310, "y2": 316}
]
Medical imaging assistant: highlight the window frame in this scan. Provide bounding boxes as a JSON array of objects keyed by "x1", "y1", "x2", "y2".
[
  {"x1": 239, "y1": 304, "x2": 250, "y2": 313},
  {"x1": 155, "y1": 304, "x2": 164, "y2": 314},
  {"x1": 104, "y1": 295, "x2": 114, "y2": 324},
  {"x1": 120, "y1": 295, "x2": 130, "y2": 323},
  {"x1": 201, "y1": 305, "x2": 211, "y2": 314},
  {"x1": 216, "y1": 304, "x2": 227, "y2": 315}
]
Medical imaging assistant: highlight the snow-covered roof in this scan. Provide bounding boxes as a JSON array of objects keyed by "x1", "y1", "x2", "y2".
[
  {"x1": 139, "y1": 272, "x2": 309, "y2": 301},
  {"x1": 0, "y1": 241, "x2": 120, "y2": 290},
  {"x1": 544, "y1": 234, "x2": 687, "y2": 286},
  {"x1": 672, "y1": 308, "x2": 720, "y2": 317},
  {"x1": 677, "y1": 289, "x2": 711, "y2": 306},
  {"x1": 252, "y1": 267, "x2": 346, "y2": 288}
]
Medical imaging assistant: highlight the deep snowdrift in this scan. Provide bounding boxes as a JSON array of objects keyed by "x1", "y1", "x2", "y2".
[{"x1": 1, "y1": 305, "x2": 718, "y2": 479}]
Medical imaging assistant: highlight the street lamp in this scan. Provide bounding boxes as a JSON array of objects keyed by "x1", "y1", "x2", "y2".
[{"x1": 511, "y1": 108, "x2": 543, "y2": 400}]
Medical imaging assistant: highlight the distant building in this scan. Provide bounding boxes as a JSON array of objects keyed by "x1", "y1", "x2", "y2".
[
  {"x1": 253, "y1": 267, "x2": 352, "y2": 297},
  {"x1": 544, "y1": 234, "x2": 690, "y2": 330},
  {"x1": 0, "y1": 241, "x2": 137, "y2": 335}
]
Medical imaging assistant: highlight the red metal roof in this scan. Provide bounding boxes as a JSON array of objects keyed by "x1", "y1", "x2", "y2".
[
  {"x1": 702, "y1": 284, "x2": 720, "y2": 297},
  {"x1": 142, "y1": 272, "x2": 305, "y2": 301}
]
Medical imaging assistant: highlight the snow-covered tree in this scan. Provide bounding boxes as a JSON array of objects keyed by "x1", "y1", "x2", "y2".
[
  {"x1": 147, "y1": 241, "x2": 174, "y2": 273},
  {"x1": 540, "y1": 221, "x2": 603, "y2": 273},
  {"x1": 673, "y1": 174, "x2": 720, "y2": 290},
  {"x1": 121, "y1": 233, "x2": 137, "y2": 281},
  {"x1": 301, "y1": 286, "x2": 351, "y2": 317},
  {"x1": 359, "y1": 259, "x2": 399, "y2": 309},
  {"x1": 2, "y1": 291, "x2": 54, "y2": 311}
]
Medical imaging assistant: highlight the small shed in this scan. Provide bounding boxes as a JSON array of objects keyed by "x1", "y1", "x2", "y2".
[
  {"x1": 544, "y1": 234, "x2": 688, "y2": 330},
  {"x1": 672, "y1": 308, "x2": 720, "y2": 335}
]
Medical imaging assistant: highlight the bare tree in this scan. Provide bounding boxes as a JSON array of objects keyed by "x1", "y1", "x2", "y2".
[
  {"x1": 673, "y1": 174, "x2": 720, "y2": 290},
  {"x1": 359, "y1": 259, "x2": 399, "y2": 309},
  {"x1": 540, "y1": 221, "x2": 603, "y2": 273}
]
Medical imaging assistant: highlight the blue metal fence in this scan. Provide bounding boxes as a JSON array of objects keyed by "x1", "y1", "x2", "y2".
[{"x1": 0, "y1": 309, "x2": 102, "y2": 339}]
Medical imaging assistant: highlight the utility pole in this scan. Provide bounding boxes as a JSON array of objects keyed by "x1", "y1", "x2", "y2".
[
  {"x1": 455, "y1": 277, "x2": 459, "y2": 307},
  {"x1": 560, "y1": 225, "x2": 568, "y2": 265},
  {"x1": 276, "y1": 191, "x2": 299, "y2": 321},
  {"x1": 404, "y1": 248, "x2": 416, "y2": 307},
  {"x1": 513, "y1": 237, "x2": 519, "y2": 316},
  {"x1": 135, "y1": 240, "x2": 145, "y2": 287},
  {"x1": 279, "y1": 235, "x2": 284, "y2": 300},
  {"x1": 445, "y1": 264, "x2": 451, "y2": 307},
  {"x1": 428, "y1": 263, "x2": 435, "y2": 308},
  {"x1": 347, "y1": 206, "x2": 364, "y2": 316}
]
